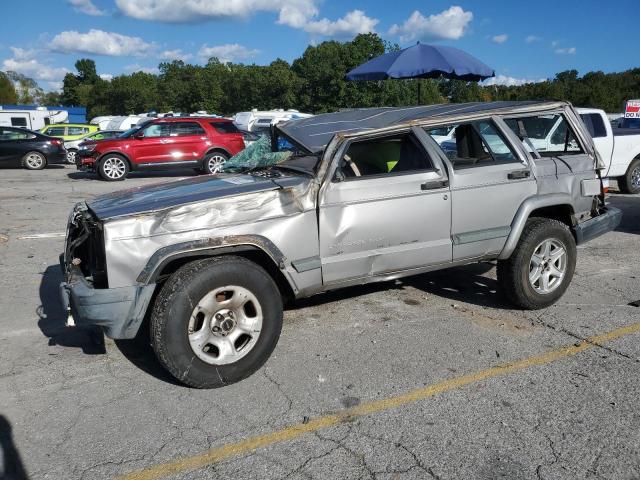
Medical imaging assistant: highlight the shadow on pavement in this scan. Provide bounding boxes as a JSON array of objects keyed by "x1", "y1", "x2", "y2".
[
  {"x1": 37, "y1": 265, "x2": 105, "y2": 355},
  {"x1": 0, "y1": 415, "x2": 29, "y2": 480},
  {"x1": 609, "y1": 195, "x2": 640, "y2": 235}
]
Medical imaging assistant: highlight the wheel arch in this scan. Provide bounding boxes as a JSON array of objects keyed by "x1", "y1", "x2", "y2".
[
  {"x1": 205, "y1": 146, "x2": 232, "y2": 158},
  {"x1": 499, "y1": 194, "x2": 575, "y2": 260}
]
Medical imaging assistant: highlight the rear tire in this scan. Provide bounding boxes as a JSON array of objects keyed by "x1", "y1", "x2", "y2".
[
  {"x1": 66, "y1": 149, "x2": 78, "y2": 164},
  {"x1": 619, "y1": 158, "x2": 640, "y2": 194},
  {"x1": 203, "y1": 151, "x2": 229, "y2": 174},
  {"x1": 150, "y1": 256, "x2": 283, "y2": 388},
  {"x1": 98, "y1": 154, "x2": 129, "y2": 181},
  {"x1": 23, "y1": 151, "x2": 47, "y2": 170},
  {"x1": 497, "y1": 218, "x2": 576, "y2": 310}
]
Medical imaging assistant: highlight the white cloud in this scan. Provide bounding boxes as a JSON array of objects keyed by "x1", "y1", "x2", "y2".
[
  {"x1": 67, "y1": 0, "x2": 105, "y2": 16},
  {"x1": 99, "y1": 73, "x2": 113, "y2": 81},
  {"x1": 555, "y1": 46, "x2": 576, "y2": 55},
  {"x1": 525, "y1": 35, "x2": 541, "y2": 43},
  {"x1": 159, "y1": 49, "x2": 193, "y2": 62},
  {"x1": 482, "y1": 75, "x2": 547, "y2": 87},
  {"x1": 50, "y1": 29, "x2": 156, "y2": 56},
  {"x1": 124, "y1": 64, "x2": 159, "y2": 74},
  {"x1": 492, "y1": 34, "x2": 508, "y2": 44},
  {"x1": 198, "y1": 44, "x2": 259, "y2": 63},
  {"x1": 388, "y1": 6, "x2": 473, "y2": 43},
  {"x1": 302, "y1": 10, "x2": 378, "y2": 37},
  {"x1": 2, "y1": 57, "x2": 69, "y2": 82},
  {"x1": 9, "y1": 47, "x2": 38, "y2": 60}
]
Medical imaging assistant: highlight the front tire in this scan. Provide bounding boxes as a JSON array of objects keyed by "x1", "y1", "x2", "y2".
[
  {"x1": 619, "y1": 158, "x2": 640, "y2": 194},
  {"x1": 98, "y1": 154, "x2": 129, "y2": 181},
  {"x1": 150, "y1": 256, "x2": 283, "y2": 388},
  {"x1": 203, "y1": 151, "x2": 229, "y2": 174},
  {"x1": 23, "y1": 151, "x2": 47, "y2": 170},
  {"x1": 497, "y1": 218, "x2": 576, "y2": 310}
]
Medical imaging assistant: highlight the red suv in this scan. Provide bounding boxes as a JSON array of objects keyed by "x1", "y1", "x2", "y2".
[{"x1": 77, "y1": 117, "x2": 245, "y2": 180}]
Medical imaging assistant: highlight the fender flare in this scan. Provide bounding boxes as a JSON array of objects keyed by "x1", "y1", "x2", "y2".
[
  {"x1": 498, "y1": 193, "x2": 575, "y2": 260},
  {"x1": 136, "y1": 234, "x2": 298, "y2": 293},
  {"x1": 204, "y1": 146, "x2": 232, "y2": 158}
]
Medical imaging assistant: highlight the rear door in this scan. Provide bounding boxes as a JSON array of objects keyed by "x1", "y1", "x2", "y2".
[
  {"x1": 131, "y1": 122, "x2": 173, "y2": 165},
  {"x1": 425, "y1": 118, "x2": 536, "y2": 261},
  {"x1": 167, "y1": 121, "x2": 207, "y2": 165},
  {"x1": 318, "y1": 127, "x2": 452, "y2": 284}
]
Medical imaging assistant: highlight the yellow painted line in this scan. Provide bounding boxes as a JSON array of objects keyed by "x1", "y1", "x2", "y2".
[{"x1": 117, "y1": 321, "x2": 640, "y2": 480}]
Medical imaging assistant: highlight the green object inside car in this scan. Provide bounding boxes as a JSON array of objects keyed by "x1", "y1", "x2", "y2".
[{"x1": 347, "y1": 140, "x2": 400, "y2": 174}]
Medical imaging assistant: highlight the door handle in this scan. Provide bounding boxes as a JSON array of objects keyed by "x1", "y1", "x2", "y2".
[
  {"x1": 421, "y1": 180, "x2": 449, "y2": 190},
  {"x1": 507, "y1": 170, "x2": 530, "y2": 180}
]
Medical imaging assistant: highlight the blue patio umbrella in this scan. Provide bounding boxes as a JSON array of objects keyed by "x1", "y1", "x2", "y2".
[{"x1": 346, "y1": 42, "x2": 494, "y2": 102}]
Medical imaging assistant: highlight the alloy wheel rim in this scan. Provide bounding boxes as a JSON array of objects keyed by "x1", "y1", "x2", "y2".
[
  {"x1": 631, "y1": 166, "x2": 640, "y2": 188},
  {"x1": 187, "y1": 285, "x2": 263, "y2": 365},
  {"x1": 207, "y1": 155, "x2": 226, "y2": 174},
  {"x1": 67, "y1": 151, "x2": 76, "y2": 163},
  {"x1": 529, "y1": 238, "x2": 567, "y2": 295},
  {"x1": 103, "y1": 157, "x2": 126, "y2": 179},
  {"x1": 26, "y1": 153, "x2": 43, "y2": 169}
]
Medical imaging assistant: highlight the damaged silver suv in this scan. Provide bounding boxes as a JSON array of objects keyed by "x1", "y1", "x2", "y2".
[{"x1": 60, "y1": 101, "x2": 621, "y2": 388}]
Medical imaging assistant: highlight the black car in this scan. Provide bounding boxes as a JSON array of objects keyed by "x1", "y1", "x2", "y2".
[{"x1": 0, "y1": 126, "x2": 66, "y2": 170}]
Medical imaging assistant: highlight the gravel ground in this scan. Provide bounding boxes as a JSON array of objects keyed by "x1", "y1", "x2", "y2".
[{"x1": 0, "y1": 164, "x2": 639, "y2": 480}]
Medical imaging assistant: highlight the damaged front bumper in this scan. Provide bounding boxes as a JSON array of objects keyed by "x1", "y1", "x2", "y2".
[
  {"x1": 59, "y1": 259, "x2": 155, "y2": 339},
  {"x1": 574, "y1": 206, "x2": 622, "y2": 245}
]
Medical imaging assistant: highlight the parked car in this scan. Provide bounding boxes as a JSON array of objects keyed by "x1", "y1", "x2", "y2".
[
  {"x1": 40, "y1": 123, "x2": 98, "y2": 141},
  {"x1": 0, "y1": 126, "x2": 66, "y2": 169},
  {"x1": 76, "y1": 117, "x2": 245, "y2": 180},
  {"x1": 60, "y1": 100, "x2": 621, "y2": 388},
  {"x1": 64, "y1": 130, "x2": 122, "y2": 164}
]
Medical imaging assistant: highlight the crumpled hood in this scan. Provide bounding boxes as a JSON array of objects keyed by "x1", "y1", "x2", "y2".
[{"x1": 88, "y1": 174, "x2": 280, "y2": 220}]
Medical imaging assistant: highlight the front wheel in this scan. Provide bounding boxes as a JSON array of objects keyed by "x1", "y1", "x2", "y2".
[
  {"x1": 150, "y1": 256, "x2": 283, "y2": 388},
  {"x1": 497, "y1": 218, "x2": 576, "y2": 310},
  {"x1": 98, "y1": 155, "x2": 129, "y2": 181},
  {"x1": 203, "y1": 151, "x2": 228, "y2": 175},
  {"x1": 619, "y1": 158, "x2": 640, "y2": 194}
]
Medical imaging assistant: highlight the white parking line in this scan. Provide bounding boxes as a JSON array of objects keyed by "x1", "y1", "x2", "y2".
[{"x1": 17, "y1": 232, "x2": 66, "y2": 240}]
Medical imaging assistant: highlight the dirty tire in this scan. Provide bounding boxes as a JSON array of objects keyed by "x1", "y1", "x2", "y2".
[
  {"x1": 497, "y1": 218, "x2": 576, "y2": 310},
  {"x1": 98, "y1": 154, "x2": 129, "y2": 181},
  {"x1": 150, "y1": 256, "x2": 283, "y2": 388},
  {"x1": 22, "y1": 151, "x2": 47, "y2": 170},
  {"x1": 619, "y1": 157, "x2": 640, "y2": 194}
]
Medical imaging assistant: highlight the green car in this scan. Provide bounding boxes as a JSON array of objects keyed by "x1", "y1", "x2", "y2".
[{"x1": 40, "y1": 123, "x2": 99, "y2": 141}]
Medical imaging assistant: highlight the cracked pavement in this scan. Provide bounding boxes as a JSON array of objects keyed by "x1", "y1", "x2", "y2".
[{"x1": 1, "y1": 166, "x2": 639, "y2": 479}]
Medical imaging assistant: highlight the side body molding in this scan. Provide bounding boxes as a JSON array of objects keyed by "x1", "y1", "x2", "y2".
[
  {"x1": 498, "y1": 194, "x2": 574, "y2": 260},
  {"x1": 136, "y1": 234, "x2": 294, "y2": 288}
]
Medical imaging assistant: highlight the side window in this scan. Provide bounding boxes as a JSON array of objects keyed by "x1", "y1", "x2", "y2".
[
  {"x1": 506, "y1": 114, "x2": 583, "y2": 156},
  {"x1": 46, "y1": 127, "x2": 66, "y2": 136},
  {"x1": 10, "y1": 117, "x2": 27, "y2": 127},
  {"x1": 340, "y1": 132, "x2": 433, "y2": 180},
  {"x1": 171, "y1": 122, "x2": 206, "y2": 136},
  {"x1": 68, "y1": 126, "x2": 86, "y2": 136},
  {"x1": 581, "y1": 113, "x2": 606, "y2": 138},
  {"x1": 0, "y1": 128, "x2": 29, "y2": 140},
  {"x1": 143, "y1": 123, "x2": 172, "y2": 138},
  {"x1": 210, "y1": 121, "x2": 240, "y2": 134},
  {"x1": 425, "y1": 120, "x2": 519, "y2": 169}
]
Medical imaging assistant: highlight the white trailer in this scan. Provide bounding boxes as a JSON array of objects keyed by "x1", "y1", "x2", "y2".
[
  {"x1": 233, "y1": 109, "x2": 312, "y2": 133},
  {"x1": 0, "y1": 107, "x2": 68, "y2": 130}
]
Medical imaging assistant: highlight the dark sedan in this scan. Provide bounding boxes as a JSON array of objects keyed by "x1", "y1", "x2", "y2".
[{"x1": 0, "y1": 126, "x2": 66, "y2": 170}]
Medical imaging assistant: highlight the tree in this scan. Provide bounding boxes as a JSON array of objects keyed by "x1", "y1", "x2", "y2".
[{"x1": 0, "y1": 72, "x2": 17, "y2": 103}]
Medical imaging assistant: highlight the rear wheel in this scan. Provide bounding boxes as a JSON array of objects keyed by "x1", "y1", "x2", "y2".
[
  {"x1": 23, "y1": 151, "x2": 46, "y2": 170},
  {"x1": 203, "y1": 151, "x2": 228, "y2": 174},
  {"x1": 99, "y1": 154, "x2": 129, "y2": 181},
  {"x1": 150, "y1": 256, "x2": 283, "y2": 388},
  {"x1": 497, "y1": 218, "x2": 576, "y2": 309},
  {"x1": 619, "y1": 158, "x2": 640, "y2": 194},
  {"x1": 66, "y1": 149, "x2": 78, "y2": 164}
]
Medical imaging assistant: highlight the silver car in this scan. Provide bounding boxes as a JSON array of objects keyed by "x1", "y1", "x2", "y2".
[
  {"x1": 63, "y1": 130, "x2": 122, "y2": 164},
  {"x1": 60, "y1": 101, "x2": 621, "y2": 388}
]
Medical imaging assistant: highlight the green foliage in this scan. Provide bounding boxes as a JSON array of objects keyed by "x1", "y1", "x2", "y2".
[
  {"x1": 0, "y1": 72, "x2": 17, "y2": 103},
  {"x1": 47, "y1": 35, "x2": 640, "y2": 118}
]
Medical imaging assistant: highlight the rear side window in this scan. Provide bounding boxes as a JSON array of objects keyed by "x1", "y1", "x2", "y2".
[
  {"x1": 340, "y1": 132, "x2": 434, "y2": 179},
  {"x1": 425, "y1": 120, "x2": 520, "y2": 169},
  {"x1": 68, "y1": 126, "x2": 86, "y2": 136},
  {"x1": 580, "y1": 113, "x2": 607, "y2": 138},
  {"x1": 171, "y1": 122, "x2": 206, "y2": 136},
  {"x1": 505, "y1": 114, "x2": 583, "y2": 156},
  {"x1": 10, "y1": 117, "x2": 27, "y2": 127},
  {"x1": 211, "y1": 121, "x2": 240, "y2": 134},
  {"x1": 46, "y1": 127, "x2": 66, "y2": 136}
]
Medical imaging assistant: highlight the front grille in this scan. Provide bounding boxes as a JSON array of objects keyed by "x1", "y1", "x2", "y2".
[{"x1": 65, "y1": 204, "x2": 108, "y2": 288}]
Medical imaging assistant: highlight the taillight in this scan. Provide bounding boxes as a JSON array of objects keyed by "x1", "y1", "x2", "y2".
[{"x1": 50, "y1": 139, "x2": 62, "y2": 145}]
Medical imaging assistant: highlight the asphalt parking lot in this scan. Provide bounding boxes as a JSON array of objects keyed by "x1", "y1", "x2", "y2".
[{"x1": 1, "y1": 164, "x2": 639, "y2": 480}]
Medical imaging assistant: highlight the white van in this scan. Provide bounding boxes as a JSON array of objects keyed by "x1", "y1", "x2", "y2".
[{"x1": 0, "y1": 107, "x2": 68, "y2": 130}]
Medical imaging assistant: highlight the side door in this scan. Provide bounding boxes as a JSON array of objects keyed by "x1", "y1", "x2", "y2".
[
  {"x1": 0, "y1": 128, "x2": 30, "y2": 164},
  {"x1": 424, "y1": 118, "x2": 537, "y2": 261},
  {"x1": 131, "y1": 122, "x2": 173, "y2": 165},
  {"x1": 318, "y1": 127, "x2": 452, "y2": 285},
  {"x1": 167, "y1": 121, "x2": 207, "y2": 166}
]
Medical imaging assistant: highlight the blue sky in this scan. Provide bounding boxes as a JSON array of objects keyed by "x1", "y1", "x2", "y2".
[{"x1": 1, "y1": 0, "x2": 638, "y2": 91}]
